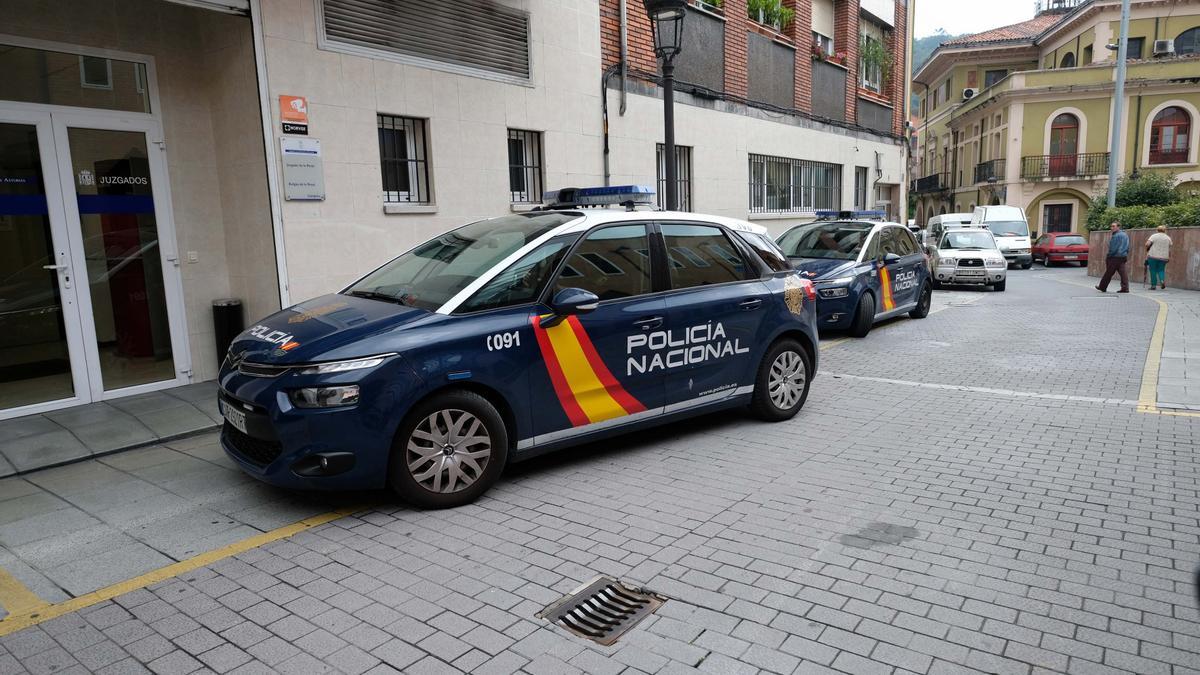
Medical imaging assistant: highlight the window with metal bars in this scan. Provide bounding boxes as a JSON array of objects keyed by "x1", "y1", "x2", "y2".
[
  {"x1": 748, "y1": 154, "x2": 841, "y2": 213},
  {"x1": 378, "y1": 114, "x2": 431, "y2": 204},
  {"x1": 655, "y1": 144, "x2": 692, "y2": 211},
  {"x1": 507, "y1": 129, "x2": 543, "y2": 203}
]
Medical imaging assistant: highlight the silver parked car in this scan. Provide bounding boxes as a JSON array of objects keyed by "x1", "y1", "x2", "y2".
[{"x1": 928, "y1": 228, "x2": 1008, "y2": 292}]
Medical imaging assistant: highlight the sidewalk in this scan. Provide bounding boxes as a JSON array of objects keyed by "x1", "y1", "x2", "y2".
[
  {"x1": 0, "y1": 383, "x2": 220, "y2": 478},
  {"x1": 1156, "y1": 286, "x2": 1200, "y2": 411}
]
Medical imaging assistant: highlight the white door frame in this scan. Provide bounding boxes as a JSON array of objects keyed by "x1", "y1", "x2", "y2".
[
  {"x1": 50, "y1": 111, "x2": 192, "y2": 401},
  {"x1": 0, "y1": 107, "x2": 92, "y2": 420},
  {"x1": 0, "y1": 35, "x2": 192, "y2": 418}
]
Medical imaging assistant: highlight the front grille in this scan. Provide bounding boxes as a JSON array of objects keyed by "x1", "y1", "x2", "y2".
[
  {"x1": 222, "y1": 423, "x2": 283, "y2": 467},
  {"x1": 538, "y1": 576, "x2": 665, "y2": 646},
  {"x1": 239, "y1": 361, "x2": 291, "y2": 378},
  {"x1": 958, "y1": 258, "x2": 984, "y2": 267}
]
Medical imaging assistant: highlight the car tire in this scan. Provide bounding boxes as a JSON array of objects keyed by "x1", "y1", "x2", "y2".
[
  {"x1": 910, "y1": 283, "x2": 932, "y2": 319},
  {"x1": 1021, "y1": 262, "x2": 1032, "y2": 270},
  {"x1": 931, "y1": 278, "x2": 942, "y2": 290},
  {"x1": 389, "y1": 390, "x2": 508, "y2": 509},
  {"x1": 848, "y1": 293, "x2": 874, "y2": 338},
  {"x1": 993, "y1": 279, "x2": 1007, "y2": 292},
  {"x1": 1043, "y1": 257, "x2": 1052, "y2": 267},
  {"x1": 750, "y1": 339, "x2": 812, "y2": 422}
]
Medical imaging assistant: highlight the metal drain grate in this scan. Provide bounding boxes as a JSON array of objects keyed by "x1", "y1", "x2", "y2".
[{"x1": 538, "y1": 576, "x2": 665, "y2": 645}]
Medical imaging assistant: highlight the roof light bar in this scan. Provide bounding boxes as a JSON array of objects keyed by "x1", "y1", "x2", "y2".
[{"x1": 542, "y1": 185, "x2": 656, "y2": 208}]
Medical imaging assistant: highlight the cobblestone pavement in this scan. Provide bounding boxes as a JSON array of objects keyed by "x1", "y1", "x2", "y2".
[{"x1": 2, "y1": 267, "x2": 1199, "y2": 675}]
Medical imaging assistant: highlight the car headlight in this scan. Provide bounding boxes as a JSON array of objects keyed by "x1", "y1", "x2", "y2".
[
  {"x1": 297, "y1": 354, "x2": 395, "y2": 375},
  {"x1": 985, "y1": 258, "x2": 1006, "y2": 268},
  {"x1": 937, "y1": 258, "x2": 957, "y2": 267},
  {"x1": 818, "y1": 287, "x2": 850, "y2": 299},
  {"x1": 290, "y1": 385, "x2": 360, "y2": 408},
  {"x1": 818, "y1": 276, "x2": 855, "y2": 286}
]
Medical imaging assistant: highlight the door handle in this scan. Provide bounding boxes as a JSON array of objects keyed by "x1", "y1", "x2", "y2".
[
  {"x1": 42, "y1": 264, "x2": 68, "y2": 270},
  {"x1": 633, "y1": 316, "x2": 663, "y2": 330},
  {"x1": 739, "y1": 298, "x2": 763, "y2": 311}
]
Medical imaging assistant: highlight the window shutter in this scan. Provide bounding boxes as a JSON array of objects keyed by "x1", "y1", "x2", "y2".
[{"x1": 321, "y1": 0, "x2": 530, "y2": 80}]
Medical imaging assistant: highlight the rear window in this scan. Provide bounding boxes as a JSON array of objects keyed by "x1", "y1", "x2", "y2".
[{"x1": 1055, "y1": 235, "x2": 1086, "y2": 246}]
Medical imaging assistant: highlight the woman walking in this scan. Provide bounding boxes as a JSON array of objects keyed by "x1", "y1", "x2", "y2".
[{"x1": 1145, "y1": 225, "x2": 1172, "y2": 290}]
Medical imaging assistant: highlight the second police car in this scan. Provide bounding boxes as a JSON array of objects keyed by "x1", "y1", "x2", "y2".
[
  {"x1": 775, "y1": 212, "x2": 933, "y2": 338},
  {"x1": 218, "y1": 186, "x2": 820, "y2": 508}
]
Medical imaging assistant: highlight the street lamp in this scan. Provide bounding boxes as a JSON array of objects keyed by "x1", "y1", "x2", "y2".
[{"x1": 644, "y1": 0, "x2": 687, "y2": 211}]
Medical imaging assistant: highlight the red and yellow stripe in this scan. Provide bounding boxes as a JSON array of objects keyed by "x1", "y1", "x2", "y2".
[
  {"x1": 879, "y1": 266, "x2": 896, "y2": 311},
  {"x1": 531, "y1": 315, "x2": 645, "y2": 427}
]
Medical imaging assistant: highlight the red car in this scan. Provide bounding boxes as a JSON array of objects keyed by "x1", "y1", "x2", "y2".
[{"x1": 1033, "y1": 232, "x2": 1089, "y2": 266}]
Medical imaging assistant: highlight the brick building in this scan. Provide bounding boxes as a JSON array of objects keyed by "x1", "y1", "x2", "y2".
[{"x1": 601, "y1": 0, "x2": 910, "y2": 229}]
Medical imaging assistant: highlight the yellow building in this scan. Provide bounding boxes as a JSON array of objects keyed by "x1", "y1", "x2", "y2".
[{"x1": 912, "y1": 0, "x2": 1200, "y2": 235}]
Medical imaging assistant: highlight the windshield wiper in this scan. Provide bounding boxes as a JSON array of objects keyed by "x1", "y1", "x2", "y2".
[{"x1": 348, "y1": 289, "x2": 409, "y2": 306}]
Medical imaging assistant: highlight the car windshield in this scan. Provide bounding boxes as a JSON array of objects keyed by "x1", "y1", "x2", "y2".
[
  {"x1": 941, "y1": 231, "x2": 996, "y2": 250},
  {"x1": 1055, "y1": 235, "x2": 1086, "y2": 246},
  {"x1": 777, "y1": 222, "x2": 874, "y2": 261},
  {"x1": 345, "y1": 213, "x2": 578, "y2": 311},
  {"x1": 986, "y1": 220, "x2": 1029, "y2": 237}
]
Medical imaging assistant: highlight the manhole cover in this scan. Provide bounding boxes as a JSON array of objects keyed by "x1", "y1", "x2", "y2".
[{"x1": 538, "y1": 576, "x2": 665, "y2": 645}]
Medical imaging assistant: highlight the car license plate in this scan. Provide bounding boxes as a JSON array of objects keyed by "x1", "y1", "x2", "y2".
[
  {"x1": 1062, "y1": 255, "x2": 1078, "y2": 260},
  {"x1": 959, "y1": 269, "x2": 984, "y2": 276},
  {"x1": 219, "y1": 399, "x2": 248, "y2": 434}
]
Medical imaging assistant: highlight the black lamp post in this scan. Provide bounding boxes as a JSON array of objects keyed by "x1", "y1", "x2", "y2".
[{"x1": 644, "y1": 0, "x2": 686, "y2": 211}]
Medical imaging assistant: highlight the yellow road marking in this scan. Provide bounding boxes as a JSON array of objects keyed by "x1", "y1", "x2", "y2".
[
  {"x1": 0, "y1": 566, "x2": 49, "y2": 618},
  {"x1": 0, "y1": 506, "x2": 362, "y2": 637},
  {"x1": 1042, "y1": 275, "x2": 1200, "y2": 419}
]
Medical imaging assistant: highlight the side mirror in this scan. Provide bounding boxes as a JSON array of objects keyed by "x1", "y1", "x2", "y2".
[
  {"x1": 541, "y1": 288, "x2": 599, "y2": 327},
  {"x1": 883, "y1": 252, "x2": 902, "y2": 264}
]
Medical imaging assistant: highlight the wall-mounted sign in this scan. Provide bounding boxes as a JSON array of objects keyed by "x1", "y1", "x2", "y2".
[
  {"x1": 280, "y1": 138, "x2": 324, "y2": 201},
  {"x1": 280, "y1": 95, "x2": 308, "y2": 135}
]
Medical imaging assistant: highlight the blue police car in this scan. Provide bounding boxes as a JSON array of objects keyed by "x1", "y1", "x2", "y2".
[
  {"x1": 218, "y1": 186, "x2": 820, "y2": 508},
  {"x1": 775, "y1": 213, "x2": 932, "y2": 338}
]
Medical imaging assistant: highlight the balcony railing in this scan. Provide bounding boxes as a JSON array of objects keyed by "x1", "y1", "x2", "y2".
[
  {"x1": 1021, "y1": 153, "x2": 1109, "y2": 180},
  {"x1": 974, "y1": 159, "x2": 1006, "y2": 184},
  {"x1": 1150, "y1": 149, "x2": 1189, "y2": 165},
  {"x1": 913, "y1": 173, "x2": 950, "y2": 193}
]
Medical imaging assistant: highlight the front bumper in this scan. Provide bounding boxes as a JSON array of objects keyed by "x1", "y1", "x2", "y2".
[
  {"x1": 813, "y1": 293, "x2": 856, "y2": 329},
  {"x1": 217, "y1": 358, "x2": 421, "y2": 490},
  {"x1": 934, "y1": 268, "x2": 1006, "y2": 285},
  {"x1": 1001, "y1": 252, "x2": 1032, "y2": 266}
]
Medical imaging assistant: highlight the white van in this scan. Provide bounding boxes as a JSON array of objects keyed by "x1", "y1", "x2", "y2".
[
  {"x1": 926, "y1": 213, "x2": 975, "y2": 248},
  {"x1": 972, "y1": 205, "x2": 1032, "y2": 269}
]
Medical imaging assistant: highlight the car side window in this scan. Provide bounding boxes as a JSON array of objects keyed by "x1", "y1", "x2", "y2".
[
  {"x1": 863, "y1": 230, "x2": 882, "y2": 260},
  {"x1": 893, "y1": 228, "x2": 918, "y2": 256},
  {"x1": 879, "y1": 228, "x2": 901, "y2": 256},
  {"x1": 457, "y1": 238, "x2": 572, "y2": 313},
  {"x1": 553, "y1": 225, "x2": 652, "y2": 302},
  {"x1": 661, "y1": 223, "x2": 747, "y2": 290}
]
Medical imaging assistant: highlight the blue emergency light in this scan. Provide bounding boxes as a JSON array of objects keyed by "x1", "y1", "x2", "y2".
[
  {"x1": 815, "y1": 210, "x2": 887, "y2": 221},
  {"x1": 542, "y1": 185, "x2": 656, "y2": 209}
]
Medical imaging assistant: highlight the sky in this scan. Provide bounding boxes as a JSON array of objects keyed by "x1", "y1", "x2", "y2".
[{"x1": 913, "y1": 0, "x2": 1036, "y2": 38}]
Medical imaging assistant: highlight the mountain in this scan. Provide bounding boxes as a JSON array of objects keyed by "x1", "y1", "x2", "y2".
[{"x1": 913, "y1": 30, "x2": 967, "y2": 71}]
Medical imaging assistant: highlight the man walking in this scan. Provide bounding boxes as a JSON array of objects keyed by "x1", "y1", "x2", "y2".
[{"x1": 1096, "y1": 220, "x2": 1130, "y2": 293}]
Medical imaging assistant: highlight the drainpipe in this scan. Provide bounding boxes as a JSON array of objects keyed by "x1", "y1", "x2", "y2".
[
  {"x1": 1130, "y1": 95, "x2": 1143, "y2": 177},
  {"x1": 619, "y1": 0, "x2": 628, "y2": 115},
  {"x1": 249, "y1": 0, "x2": 290, "y2": 307}
]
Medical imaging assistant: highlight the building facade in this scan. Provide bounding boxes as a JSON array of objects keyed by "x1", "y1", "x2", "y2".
[
  {"x1": 0, "y1": 0, "x2": 908, "y2": 422},
  {"x1": 912, "y1": 0, "x2": 1200, "y2": 234}
]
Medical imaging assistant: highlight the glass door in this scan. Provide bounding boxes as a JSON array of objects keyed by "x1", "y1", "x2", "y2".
[
  {"x1": 52, "y1": 114, "x2": 188, "y2": 399},
  {"x1": 0, "y1": 111, "x2": 90, "y2": 417}
]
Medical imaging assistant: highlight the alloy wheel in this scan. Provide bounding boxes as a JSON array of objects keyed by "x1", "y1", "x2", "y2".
[
  {"x1": 768, "y1": 351, "x2": 806, "y2": 410},
  {"x1": 407, "y1": 409, "x2": 492, "y2": 493}
]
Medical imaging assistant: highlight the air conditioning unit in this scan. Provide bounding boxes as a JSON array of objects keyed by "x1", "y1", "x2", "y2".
[
  {"x1": 1153, "y1": 39, "x2": 1175, "y2": 56},
  {"x1": 962, "y1": 88, "x2": 978, "y2": 101}
]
